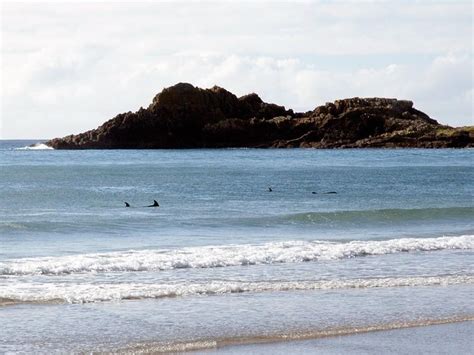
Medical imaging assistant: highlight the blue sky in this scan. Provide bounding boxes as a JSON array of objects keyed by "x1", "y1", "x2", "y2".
[{"x1": 1, "y1": 0, "x2": 472, "y2": 139}]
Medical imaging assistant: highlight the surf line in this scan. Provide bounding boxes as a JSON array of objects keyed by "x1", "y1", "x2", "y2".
[{"x1": 117, "y1": 316, "x2": 474, "y2": 353}]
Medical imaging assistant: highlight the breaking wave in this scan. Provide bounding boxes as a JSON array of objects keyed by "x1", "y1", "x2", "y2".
[
  {"x1": 0, "y1": 235, "x2": 472, "y2": 276},
  {"x1": 16, "y1": 143, "x2": 53, "y2": 150},
  {"x1": 1, "y1": 275, "x2": 472, "y2": 304}
]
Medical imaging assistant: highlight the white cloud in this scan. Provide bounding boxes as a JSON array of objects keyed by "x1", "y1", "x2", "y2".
[{"x1": 1, "y1": 1, "x2": 472, "y2": 138}]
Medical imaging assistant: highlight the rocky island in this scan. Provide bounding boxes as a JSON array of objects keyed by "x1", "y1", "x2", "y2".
[{"x1": 46, "y1": 83, "x2": 473, "y2": 149}]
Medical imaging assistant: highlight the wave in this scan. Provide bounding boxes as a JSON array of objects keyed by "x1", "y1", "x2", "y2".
[
  {"x1": 264, "y1": 207, "x2": 474, "y2": 225},
  {"x1": 1, "y1": 235, "x2": 472, "y2": 276},
  {"x1": 16, "y1": 143, "x2": 53, "y2": 150},
  {"x1": 1, "y1": 275, "x2": 472, "y2": 305}
]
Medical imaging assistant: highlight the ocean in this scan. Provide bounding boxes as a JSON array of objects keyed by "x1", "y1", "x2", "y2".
[{"x1": 0, "y1": 140, "x2": 473, "y2": 353}]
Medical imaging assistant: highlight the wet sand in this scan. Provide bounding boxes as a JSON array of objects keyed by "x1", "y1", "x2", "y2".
[
  {"x1": 115, "y1": 317, "x2": 472, "y2": 354},
  {"x1": 194, "y1": 321, "x2": 473, "y2": 354}
]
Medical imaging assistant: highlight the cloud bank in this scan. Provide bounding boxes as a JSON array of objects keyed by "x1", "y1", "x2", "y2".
[{"x1": 1, "y1": 1, "x2": 472, "y2": 138}]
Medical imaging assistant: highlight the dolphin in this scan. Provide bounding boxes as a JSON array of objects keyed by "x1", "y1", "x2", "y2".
[
  {"x1": 324, "y1": 191, "x2": 337, "y2": 194},
  {"x1": 147, "y1": 200, "x2": 160, "y2": 207},
  {"x1": 124, "y1": 202, "x2": 130, "y2": 207},
  {"x1": 268, "y1": 187, "x2": 273, "y2": 192}
]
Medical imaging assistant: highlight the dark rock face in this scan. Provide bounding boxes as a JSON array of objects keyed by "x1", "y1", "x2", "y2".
[{"x1": 46, "y1": 83, "x2": 473, "y2": 149}]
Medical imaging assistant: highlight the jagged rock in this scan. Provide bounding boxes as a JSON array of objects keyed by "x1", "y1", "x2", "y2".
[{"x1": 46, "y1": 83, "x2": 473, "y2": 149}]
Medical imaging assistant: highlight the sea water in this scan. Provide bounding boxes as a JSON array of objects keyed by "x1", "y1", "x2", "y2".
[{"x1": 0, "y1": 140, "x2": 473, "y2": 352}]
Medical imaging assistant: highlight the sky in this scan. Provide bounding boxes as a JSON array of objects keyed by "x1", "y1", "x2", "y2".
[{"x1": 1, "y1": 0, "x2": 473, "y2": 139}]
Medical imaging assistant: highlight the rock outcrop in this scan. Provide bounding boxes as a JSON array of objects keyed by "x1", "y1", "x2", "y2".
[{"x1": 46, "y1": 83, "x2": 473, "y2": 149}]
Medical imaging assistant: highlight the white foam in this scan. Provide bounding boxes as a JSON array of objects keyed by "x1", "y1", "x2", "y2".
[
  {"x1": 0, "y1": 235, "x2": 472, "y2": 276},
  {"x1": 16, "y1": 143, "x2": 53, "y2": 150},
  {"x1": 1, "y1": 275, "x2": 472, "y2": 304}
]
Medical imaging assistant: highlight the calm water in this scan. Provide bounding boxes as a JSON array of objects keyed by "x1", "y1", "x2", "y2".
[{"x1": 0, "y1": 140, "x2": 473, "y2": 353}]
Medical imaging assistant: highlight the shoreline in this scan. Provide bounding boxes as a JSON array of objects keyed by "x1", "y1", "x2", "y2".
[{"x1": 115, "y1": 316, "x2": 473, "y2": 354}]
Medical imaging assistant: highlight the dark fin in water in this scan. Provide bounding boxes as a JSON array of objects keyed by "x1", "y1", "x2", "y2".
[
  {"x1": 147, "y1": 200, "x2": 160, "y2": 207},
  {"x1": 312, "y1": 191, "x2": 317, "y2": 194},
  {"x1": 124, "y1": 202, "x2": 130, "y2": 207},
  {"x1": 268, "y1": 187, "x2": 273, "y2": 192},
  {"x1": 324, "y1": 191, "x2": 337, "y2": 194}
]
